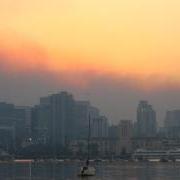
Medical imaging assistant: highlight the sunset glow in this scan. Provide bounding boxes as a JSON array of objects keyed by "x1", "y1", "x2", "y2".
[{"x1": 1, "y1": 0, "x2": 180, "y2": 88}]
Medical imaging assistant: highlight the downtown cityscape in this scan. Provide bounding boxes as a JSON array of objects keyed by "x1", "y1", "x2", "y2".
[
  {"x1": 1, "y1": 0, "x2": 180, "y2": 178},
  {"x1": 0, "y1": 91, "x2": 180, "y2": 160}
]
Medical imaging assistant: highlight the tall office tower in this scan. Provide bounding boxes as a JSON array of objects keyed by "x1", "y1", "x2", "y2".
[
  {"x1": 74, "y1": 101, "x2": 99, "y2": 139},
  {"x1": 40, "y1": 91, "x2": 76, "y2": 148},
  {"x1": 118, "y1": 120, "x2": 133, "y2": 154},
  {"x1": 14, "y1": 106, "x2": 32, "y2": 139},
  {"x1": 164, "y1": 110, "x2": 180, "y2": 138},
  {"x1": 91, "y1": 116, "x2": 109, "y2": 138},
  {"x1": 0, "y1": 103, "x2": 30, "y2": 151},
  {"x1": 0, "y1": 102, "x2": 16, "y2": 152},
  {"x1": 137, "y1": 101, "x2": 157, "y2": 137},
  {"x1": 31, "y1": 104, "x2": 51, "y2": 144},
  {"x1": 118, "y1": 120, "x2": 133, "y2": 139}
]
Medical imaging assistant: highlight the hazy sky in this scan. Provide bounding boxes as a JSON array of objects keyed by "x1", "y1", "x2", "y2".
[{"x1": 1, "y1": 0, "x2": 180, "y2": 125}]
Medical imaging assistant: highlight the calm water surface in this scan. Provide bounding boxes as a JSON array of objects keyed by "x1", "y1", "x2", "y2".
[{"x1": 0, "y1": 161, "x2": 180, "y2": 180}]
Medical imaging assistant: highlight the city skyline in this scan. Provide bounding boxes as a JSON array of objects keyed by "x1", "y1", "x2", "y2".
[
  {"x1": 0, "y1": 91, "x2": 179, "y2": 127},
  {"x1": 1, "y1": 89, "x2": 180, "y2": 125},
  {"x1": 1, "y1": 0, "x2": 180, "y2": 124},
  {"x1": 0, "y1": 91, "x2": 179, "y2": 159},
  {"x1": 1, "y1": 1, "x2": 180, "y2": 178}
]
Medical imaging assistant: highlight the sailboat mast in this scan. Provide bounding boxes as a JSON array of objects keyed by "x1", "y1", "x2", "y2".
[{"x1": 87, "y1": 114, "x2": 91, "y2": 161}]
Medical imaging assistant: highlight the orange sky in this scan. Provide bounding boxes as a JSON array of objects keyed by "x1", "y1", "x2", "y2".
[{"x1": 1, "y1": 0, "x2": 180, "y2": 88}]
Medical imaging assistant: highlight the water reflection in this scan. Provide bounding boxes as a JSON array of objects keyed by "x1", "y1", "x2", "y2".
[{"x1": 0, "y1": 161, "x2": 180, "y2": 180}]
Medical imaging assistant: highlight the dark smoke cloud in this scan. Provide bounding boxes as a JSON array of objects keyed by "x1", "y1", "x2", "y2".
[{"x1": 0, "y1": 57, "x2": 180, "y2": 126}]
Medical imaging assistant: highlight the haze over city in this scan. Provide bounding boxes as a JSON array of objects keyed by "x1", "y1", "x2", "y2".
[
  {"x1": 1, "y1": 0, "x2": 180, "y2": 124},
  {"x1": 1, "y1": 1, "x2": 180, "y2": 179}
]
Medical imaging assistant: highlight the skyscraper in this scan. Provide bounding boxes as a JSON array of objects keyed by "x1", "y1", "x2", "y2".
[
  {"x1": 136, "y1": 101, "x2": 157, "y2": 137},
  {"x1": 74, "y1": 101, "x2": 99, "y2": 139},
  {"x1": 118, "y1": 120, "x2": 133, "y2": 154},
  {"x1": 164, "y1": 110, "x2": 180, "y2": 138},
  {"x1": 91, "y1": 116, "x2": 109, "y2": 138},
  {"x1": 40, "y1": 91, "x2": 75, "y2": 148},
  {"x1": 0, "y1": 103, "x2": 30, "y2": 151},
  {"x1": 31, "y1": 104, "x2": 51, "y2": 144},
  {"x1": 0, "y1": 102, "x2": 16, "y2": 152}
]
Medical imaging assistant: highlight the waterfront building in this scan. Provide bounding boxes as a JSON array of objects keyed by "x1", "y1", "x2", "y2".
[
  {"x1": 109, "y1": 125, "x2": 119, "y2": 138},
  {"x1": 90, "y1": 137, "x2": 109, "y2": 157},
  {"x1": 91, "y1": 116, "x2": 109, "y2": 138},
  {"x1": 132, "y1": 137, "x2": 163, "y2": 151},
  {"x1": 74, "y1": 101, "x2": 99, "y2": 139},
  {"x1": 164, "y1": 110, "x2": 180, "y2": 138},
  {"x1": 136, "y1": 101, "x2": 157, "y2": 137},
  {"x1": 14, "y1": 106, "x2": 32, "y2": 139},
  {"x1": 13, "y1": 106, "x2": 32, "y2": 149},
  {"x1": 108, "y1": 121, "x2": 133, "y2": 156},
  {"x1": 0, "y1": 116, "x2": 16, "y2": 153},
  {"x1": 31, "y1": 104, "x2": 51, "y2": 144},
  {"x1": 0, "y1": 103, "x2": 30, "y2": 151},
  {"x1": 39, "y1": 91, "x2": 76, "y2": 148},
  {"x1": 117, "y1": 120, "x2": 133, "y2": 155}
]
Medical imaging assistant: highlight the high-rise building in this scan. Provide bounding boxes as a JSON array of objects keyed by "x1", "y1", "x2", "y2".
[
  {"x1": 108, "y1": 125, "x2": 119, "y2": 138},
  {"x1": 164, "y1": 110, "x2": 180, "y2": 138},
  {"x1": 0, "y1": 102, "x2": 16, "y2": 152},
  {"x1": 74, "y1": 101, "x2": 99, "y2": 139},
  {"x1": 91, "y1": 116, "x2": 109, "y2": 138},
  {"x1": 0, "y1": 103, "x2": 31, "y2": 151},
  {"x1": 14, "y1": 106, "x2": 32, "y2": 138},
  {"x1": 117, "y1": 120, "x2": 133, "y2": 154},
  {"x1": 39, "y1": 92, "x2": 76, "y2": 148},
  {"x1": 136, "y1": 101, "x2": 157, "y2": 137},
  {"x1": 107, "y1": 120, "x2": 133, "y2": 156},
  {"x1": 118, "y1": 120, "x2": 133, "y2": 139},
  {"x1": 31, "y1": 104, "x2": 51, "y2": 144}
]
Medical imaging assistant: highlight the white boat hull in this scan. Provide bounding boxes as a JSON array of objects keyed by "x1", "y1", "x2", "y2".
[{"x1": 78, "y1": 166, "x2": 96, "y2": 176}]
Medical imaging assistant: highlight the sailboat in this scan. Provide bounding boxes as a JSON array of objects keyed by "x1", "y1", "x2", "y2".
[{"x1": 78, "y1": 115, "x2": 96, "y2": 176}]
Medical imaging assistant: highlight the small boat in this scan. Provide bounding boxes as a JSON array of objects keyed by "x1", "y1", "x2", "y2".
[
  {"x1": 78, "y1": 115, "x2": 96, "y2": 177},
  {"x1": 78, "y1": 160, "x2": 96, "y2": 176}
]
